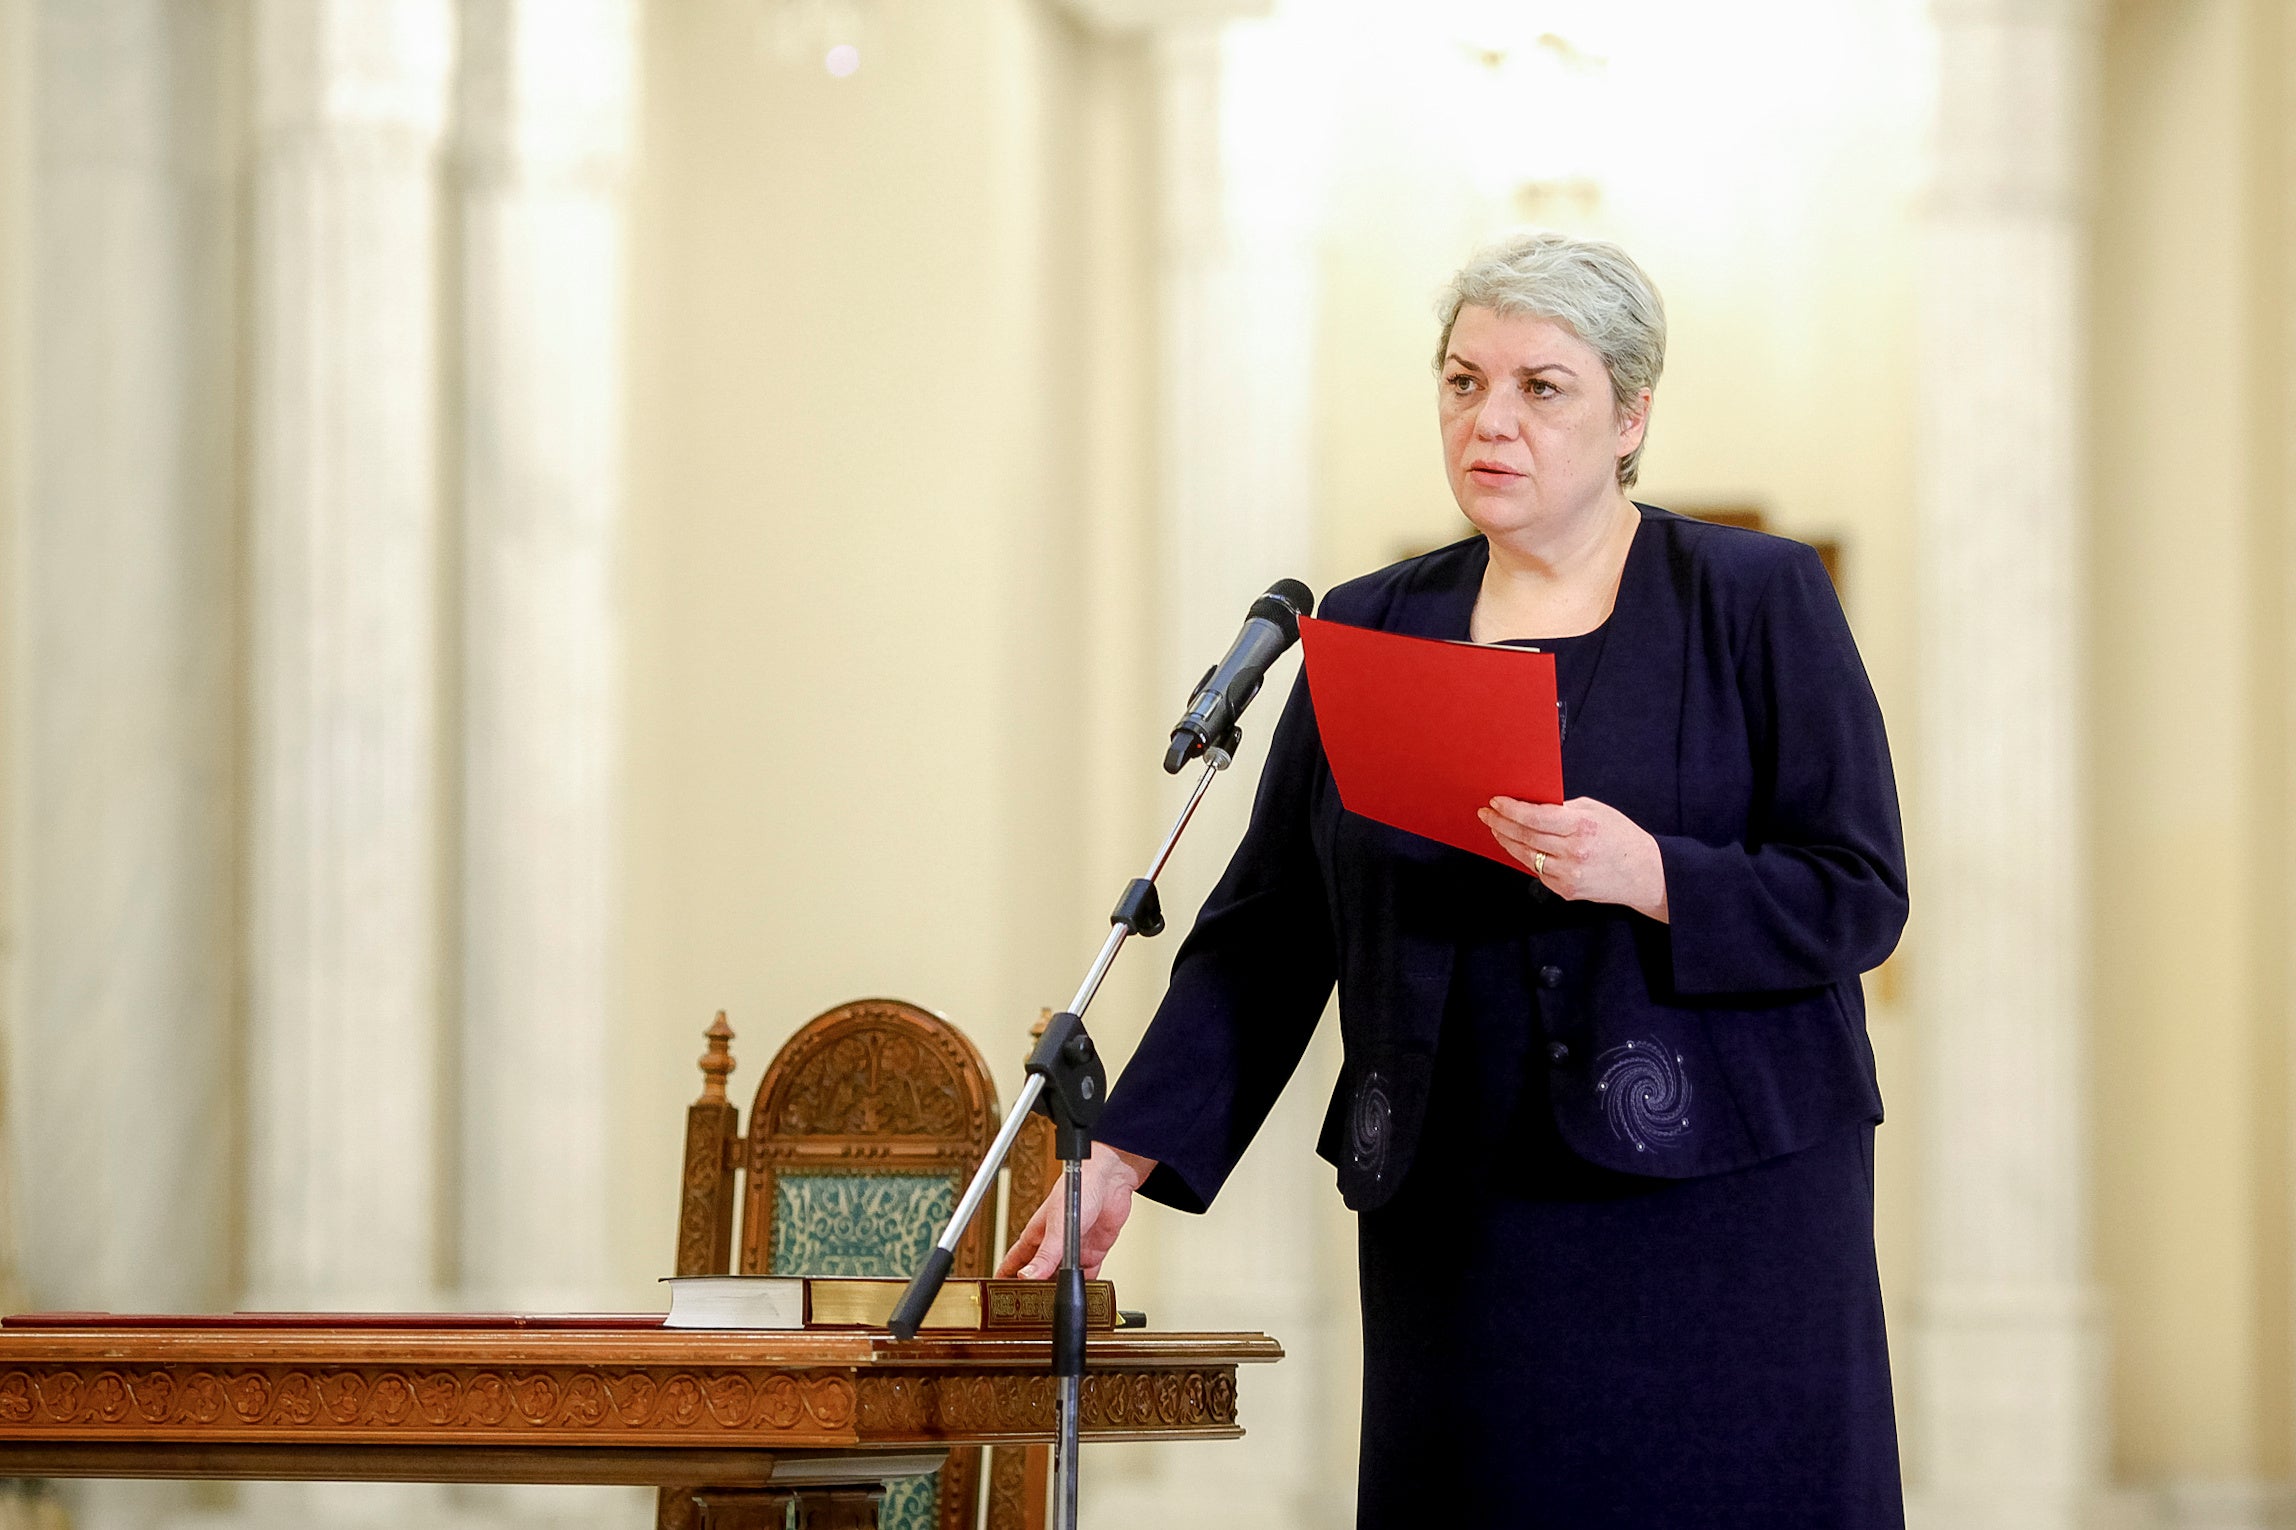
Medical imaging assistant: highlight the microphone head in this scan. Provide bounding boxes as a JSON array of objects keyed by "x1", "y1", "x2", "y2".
[{"x1": 1248, "y1": 579, "x2": 1317, "y2": 641}]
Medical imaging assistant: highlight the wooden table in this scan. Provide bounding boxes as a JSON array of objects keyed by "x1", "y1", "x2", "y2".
[{"x1": 0, "y1": 1316, "x2": 1282, "y2": 1528}]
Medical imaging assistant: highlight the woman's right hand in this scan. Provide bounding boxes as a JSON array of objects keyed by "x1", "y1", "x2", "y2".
[{"x1": 997, "y1": 1142, "x2": 1157, "y2": 1280}]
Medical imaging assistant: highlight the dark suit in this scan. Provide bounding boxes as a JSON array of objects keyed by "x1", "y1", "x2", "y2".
[{"x1": 1097, "y1": 505, "x2": 1907, "y2": 1211}]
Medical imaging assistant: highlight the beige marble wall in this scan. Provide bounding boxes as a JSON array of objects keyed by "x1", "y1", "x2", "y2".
[
  {"x1": 615, "y1": 4, "x2": 1132, "y2": 1434},
  {"x1": 0, "y1": 0, "x2": 27, "y2": 1327}
]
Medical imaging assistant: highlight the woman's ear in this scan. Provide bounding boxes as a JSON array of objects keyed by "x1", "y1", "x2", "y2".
[{"x1": 1616, "y1": 389, "x2": 1653, "y2": 453}]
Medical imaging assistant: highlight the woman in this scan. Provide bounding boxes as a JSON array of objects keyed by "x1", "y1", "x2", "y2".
[{"x1": 1001, "y1": 231, "x2": 1908, "y2": 1527}]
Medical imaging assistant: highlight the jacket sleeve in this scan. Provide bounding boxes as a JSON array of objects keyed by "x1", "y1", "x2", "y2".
[
  {"x1": 1094, "y1": 671, "x2": 1338, "y2": 1213},
  {"x1": 1653, "y1": 542, "x2": 1908, "y2": 995}
]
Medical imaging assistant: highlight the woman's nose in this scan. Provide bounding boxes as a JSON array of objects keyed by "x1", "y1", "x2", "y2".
[{"x1": 1474, "y1": 396, "x2": 1523, "y2": 440}]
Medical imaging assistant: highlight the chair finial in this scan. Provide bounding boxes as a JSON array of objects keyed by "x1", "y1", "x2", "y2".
[{"x1": 698, "y1": 1012, "x2": 737, "y2": 1102}]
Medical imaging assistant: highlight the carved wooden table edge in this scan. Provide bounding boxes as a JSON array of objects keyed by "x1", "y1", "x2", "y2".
[
  {"x1": 0, "y1": 1442, "x2": 947, "y2": 1488},
  {"x1": 0, "y1": 1326, "x2": 1285, "y2": 1477}
]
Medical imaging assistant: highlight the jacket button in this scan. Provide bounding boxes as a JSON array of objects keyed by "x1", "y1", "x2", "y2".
[
  {"x1": 1538, "y1": 964, "x2": 1563, "y2": 989},
  {"x1": 1546, "y1": 1040, "x2": 1570, "y2": 1064}
]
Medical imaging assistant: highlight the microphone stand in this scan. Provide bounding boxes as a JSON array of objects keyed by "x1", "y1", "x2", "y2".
[{"x1": 887, "y1": 725, "x2": 1241, "y2": 1530}]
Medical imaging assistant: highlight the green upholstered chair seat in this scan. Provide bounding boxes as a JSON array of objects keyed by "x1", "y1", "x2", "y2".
[{"x1": 768, "y1": 1172, "x2": 956, "y2": 1280}]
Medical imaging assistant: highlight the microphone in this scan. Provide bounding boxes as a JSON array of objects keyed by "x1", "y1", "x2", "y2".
[{"x1": 1164, "y1": 579, "x2": 1316, "y2": 773}]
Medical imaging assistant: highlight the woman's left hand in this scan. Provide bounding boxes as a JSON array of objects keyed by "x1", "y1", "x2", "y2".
[{"x1": 1479, "y1": 796, "x2": 1670, "y2": 922}]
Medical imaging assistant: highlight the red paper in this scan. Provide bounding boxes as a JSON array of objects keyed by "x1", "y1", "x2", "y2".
[{"x1": 1298, "y1": 614, "x2": 1563, "y2": 868}]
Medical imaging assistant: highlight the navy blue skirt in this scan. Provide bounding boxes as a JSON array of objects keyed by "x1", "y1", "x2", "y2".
[{"x1": 1353, "y1": 915, "x2": 1903, "y2": 1528}]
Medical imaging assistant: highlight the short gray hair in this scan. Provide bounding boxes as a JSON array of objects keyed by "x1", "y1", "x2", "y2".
[{"x1": 1434, "y1": 231, "x2": 1667, "y2": 487}]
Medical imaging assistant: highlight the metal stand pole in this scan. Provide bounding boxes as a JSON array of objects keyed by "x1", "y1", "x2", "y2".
[
  {"x1": 1056, "y1": 1156, "x2": 1084, "y2": 1527},
  {"x1": 887, "y1": 738, "x2": 1237, "y2": 1530}
]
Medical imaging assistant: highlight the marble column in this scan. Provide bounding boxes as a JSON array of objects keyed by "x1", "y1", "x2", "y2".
[
  {"x1": 10, "y1": 5, "x2": 239, "y2": 1528},
  {"x1": 454, "y1": 0, "x2": 634, "y2": 1317},
  {"x1": 1910, "y1": 2, "x2": 2108, "y2": 1526},
  {"x1": 245, "y1": 0, "x2": 453, "y2": 1316},
  {"x1": 238, "y1": 11, "x2": 457, "y2": 1523},
  {"x1": 450, "y1": 5, "x2": 643, "y2": 1520}
]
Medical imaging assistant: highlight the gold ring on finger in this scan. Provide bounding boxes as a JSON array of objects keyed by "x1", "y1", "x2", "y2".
[{"x1": 1533, "y1": 850, "x2": 1548, "y2": 877}]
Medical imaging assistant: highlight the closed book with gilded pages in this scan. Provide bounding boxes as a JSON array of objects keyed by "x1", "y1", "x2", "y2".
[{"x1": 660, "y1": 1276, "x2": 1119, "y2": 1332}]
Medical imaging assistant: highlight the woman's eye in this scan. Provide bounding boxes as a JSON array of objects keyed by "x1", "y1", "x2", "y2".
[
  {"x1": 1529, "y1": 379, "x2": 1558, "y2": 398},
  {"x1": 1446, "y1": 374, "x2": 1477, "y2": 395}
]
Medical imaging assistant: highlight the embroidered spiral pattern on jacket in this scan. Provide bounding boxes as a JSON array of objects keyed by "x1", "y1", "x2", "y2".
[
  {"x1": 1594, "y1": 1039, "x2": 1691, "y2": 1153},
  {"x1": 1350, "y1": 1074, "x2": 1392, "y2": 1176}
]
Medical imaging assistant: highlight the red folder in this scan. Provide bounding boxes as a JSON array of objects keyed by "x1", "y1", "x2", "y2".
[{"x1": 1298, "y1": 614, "x2": 1563, "y2": 869}]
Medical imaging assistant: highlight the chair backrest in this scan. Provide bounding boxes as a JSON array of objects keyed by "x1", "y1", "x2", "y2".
[
  {"x1": 739, "y1": 998, "x2": 1001, "y2": 1281},
  {"x1": 667, "y1": 999, "x2": 1002, "y2": 1530}
]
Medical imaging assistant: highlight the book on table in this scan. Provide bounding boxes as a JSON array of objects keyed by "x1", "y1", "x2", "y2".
[{"x1": 660, "y1": 1275, "x2": 1120, "y2": 1332}]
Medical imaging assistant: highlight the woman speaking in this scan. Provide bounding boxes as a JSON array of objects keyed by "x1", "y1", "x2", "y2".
[{"x1": 1002, "y1": 231, "x2": 1908, "y2": 1528}]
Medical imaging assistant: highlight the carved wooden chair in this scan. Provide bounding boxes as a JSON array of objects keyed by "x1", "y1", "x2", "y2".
[{"x1": 668, "y1": 999, "x2": 1056, "y2": 1530}]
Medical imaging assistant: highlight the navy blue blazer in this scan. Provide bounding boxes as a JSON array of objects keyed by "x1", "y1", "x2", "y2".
[{"x1": 1096, "y1": 506, "x2": 1907, "y2": 1212}]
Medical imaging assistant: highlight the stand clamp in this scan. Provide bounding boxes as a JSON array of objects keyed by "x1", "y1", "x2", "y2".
[
  {"x1": 1025, "y1": 1011, "x2": 1105, "y2": 1404},
  {"x1": 1027, "y1": 1010, "x2": 1107, "y2": 1165}
]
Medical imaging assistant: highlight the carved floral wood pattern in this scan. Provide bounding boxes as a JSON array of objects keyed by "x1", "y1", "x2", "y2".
[
  {"x1": 1007, "y1": 1114, "x2": 1058, "y2": 1239},
  {"x1": 0, "y1": 1364, "x2": 859, "y2": 1440},
  {"x1": 676, "y1": 1014, "x2": 744, "y2": 1278},
  {"x1": 0, "y1": 1358, "x2": 1243, "y2": 1446},
  {"x1": 853, "y1": 1368, "x2": 1238, "y2": 1439},
  {"x1": 759, "y1": 1004, "x2": 996, "y2": 1143},
  {"x1": 678, "y1": 1101, "x2": 740, "y2": 1277},
  {"x1": 986, "y1": 1446, "x2": 1029, "y2": 1526},
  {"x1": 779, "y1": 1033, "x2": 964, "y2": 1138}
]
